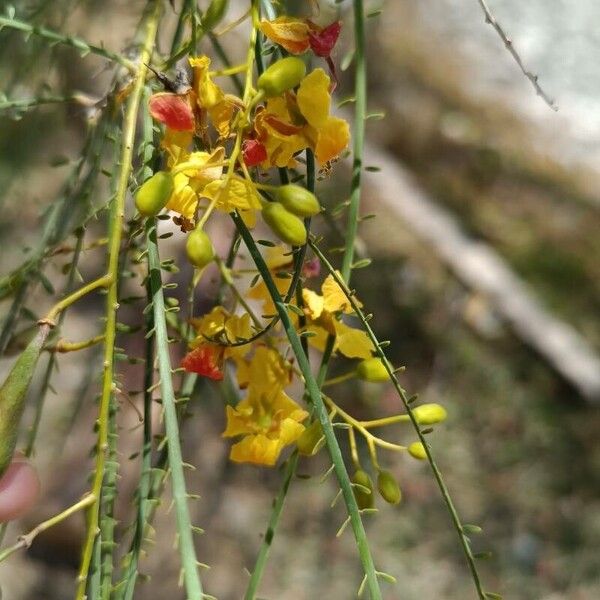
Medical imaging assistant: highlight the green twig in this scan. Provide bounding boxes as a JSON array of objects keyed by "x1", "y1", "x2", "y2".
[
  {"x1": 340, "y1": 0, "x2": 367, "y2": 283},
  {"x1": 146, "y1": 218, "x2": 204, "y2": 599},
  {"x1": 0, "y1": 14, "x2": 136, "y2": 72},
  {"x1": 232, "y1": 212, "x2": 382, "y2": 600},
  {"x1": 75, "y1": 5, "x2": 161, "y2": 597},
  {"x1": 309, "y1": 239, "x2": 487, "y2": 600}
]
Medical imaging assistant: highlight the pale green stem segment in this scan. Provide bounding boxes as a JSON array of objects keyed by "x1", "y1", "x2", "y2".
[
  {"x1": 340, "y1": 0, "x2": 367, "y2": 283},
  {"x1": 146, "y1": 218, "x2": 204, "y2": 599},
  {"x1": 0, "y1": 493, "x2": 95, "y2": 563},
  {"x1": 232, "y1": 213, "x2": 382, "y2": 600},
  {"x1": 0, "y1": 15, "x2": 136, "y2": 71},
  {"x1": 75, "y1": 4, "x2": 161, "y2": 597},
  {"x1": 309, "y1": 240, "x2": 487, "y2": 600},
  {"x1": 244, "y1": 452, "x2": 299, "y2": 600}
]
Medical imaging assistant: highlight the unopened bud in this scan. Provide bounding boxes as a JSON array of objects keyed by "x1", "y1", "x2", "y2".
[
  {"x1": 296, "y1": 421, "x2": 324, "y2": 456},
  {"x1": 412, "y1": 403, "x2": 447, "y2": 425},
  {"x1": 186, "y1": 227, "x2": 215, "y2": 269},
  {"x1": 407, "y1": 442, "x2": 427, "y2": 460},
  {"x1": 352, "y1": 469, "x2": 374, "y2": 510},
  {"x1": 257, "y1": 57, "x2": 306, "y2": 97},
  {"x1": 135, "y1": 171, "x2": 174, "y2": 217},
  {"x1": 377, "y1": 470, "x2": 402, "y2": 505},
  {"x1": 356, "y1": 358, "x2": 389, "y2": 383}
]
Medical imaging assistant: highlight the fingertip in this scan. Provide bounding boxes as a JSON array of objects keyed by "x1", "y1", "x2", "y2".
[{"x1": 0, "y1": 459, "x2": 41, "y2": 523}]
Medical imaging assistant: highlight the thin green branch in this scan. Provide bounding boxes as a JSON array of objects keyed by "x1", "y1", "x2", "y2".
[
  {"x1": 0, "y1": 14, "x2": 136, "y2": 72},
  {"x1": 146, "y1": 218, "x2": 204, "y2": 598},
  {"x1": 309, "y1": 240, "x2": 487, "y2": 599},
  {"x1": 23, "y1": 227, "x2": 85, "y2": 456},
  {"x1": 232, "y1": 212, "x2": 382, "y2": 600},
  {"x1": 76, "y1": 4, "x2": 161, "y2": 597},
  {"x1": 340, "y1": 0, "x2": 367, "y2": 283}
]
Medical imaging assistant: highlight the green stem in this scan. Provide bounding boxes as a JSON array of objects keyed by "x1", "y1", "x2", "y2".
[
  {"x1": 309, "y1": 240, "x2": 487, "y2": 599},
  {"x1": 0, "y1": 15, "x2": 136, "y2": 72},
  {"x1": 232, "y1": 212, "x2": 382, "y2": 600},
  {"x1": 244, "y1": 452, "x2": 298, "y2": 600},
  {"x1": 340, "y1": 0, "x2": 367, "y2": 283},
  {"x1": 23, "y1": 227, "x2": 85, "y2": 456},
  {"x1": 146, "y1": 218, "x2": 204, "y2": 599},
  {"x1": 0, "y1": 94, "x2": 80, "y2": 112},
  {"x1": 75, "y1": 5, "x2": 161, "y2": 597}
]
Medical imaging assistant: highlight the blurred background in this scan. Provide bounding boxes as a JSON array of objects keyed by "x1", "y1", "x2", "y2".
[{"x1": 0, "y1": 1, "x2": 599, "y2": 598}]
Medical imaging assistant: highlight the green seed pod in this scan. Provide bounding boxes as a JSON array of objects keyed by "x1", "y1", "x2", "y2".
[
  {"x1": 257, "y1": 57, "x2": 307, "y2": 98},
  {"x1": 275, "y1": 184, "x2": 321, "y2": 217},
  {"x1": 296, "y1": 421, "x2": 324, "y2": 456},
  {"x1": 356, "y1": 357, "x2": 389, "y2": 383},
  {"x1": 201, "y1": 0, "x2": 228, "y2": 31},
  {"x1": 186, "y1": 227, "x2": 215, "y2": 269},
  {"x1": 412, "y1": 403, "x2": 448, "y2": 425},
  {"x1": 407, "y1": 441, "x2": 427, "y2": 460},
  {"x1": 0, "y1": 325, "x2": 50, "y2": 478},
  {"x1": 352, "y1": 469, "x2": 375, "y2": 510},
  {"x1": 377, "y1": 470, "x2": 402, "y2": 505},
  {"x1": 261, "y1": 202, "x2": 307, "y2": 246},
  {"x1": 135, "y1": 171, "x2": 174, "y2": 217}
]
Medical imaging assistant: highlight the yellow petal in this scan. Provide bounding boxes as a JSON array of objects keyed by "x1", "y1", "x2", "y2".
[
  {"x1": 333, "y1": 320, "x2": 374, "y2": 359},
  {"x1": 297, "y1": 68, "x2": 331, "y2": 129},
  {"x1": 166, "y1": 172, "x2": 197, "y2": 219},
  {"x1": 248, "y1": 346, "x2": 291, "y2": 394},
  {"x1": 322, "y1": 273, "x2": 361, "y2": 314},
  {"x1": 314, "y1": 116, "x2": 350, "y2": 164},
  {"x1": 222, "y1": 403, "x2": 255, "y2": 438},
  {"x1": 202, "y1": 178, "x2": 262, "y2": 213},
  {"x1": 265, "y1": 244, "x2": 294, "y2": 270},
  {"x1": 259, "y1": 17, "x2": 310, "y2": 55},
  {"x1": 229, "y1": 434, "x2": 284, "y2": 466},
  {"x1": 302, "y1": 288, "x2": 325, "y2": 320}
]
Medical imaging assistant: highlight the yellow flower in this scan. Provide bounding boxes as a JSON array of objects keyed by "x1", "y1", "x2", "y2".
[
  {"x1": 165, "y1": 147, "x2": 225, "y2": 220},
  {"x1": 201, "y1": 177, "x2": 262, "y2": 227},
  {"x1": 223, "y1": 346, "x2": 307, "y2": 466},
  {"x1": 296, "y1": 68, "x2": 349, "y2": 164},
  {"x1": 190, "y1": 305, "x2": 253, "y2": 359},
  {"x1": 254, "y1": 68, "x2": 349, "y2": 167},
  {"x1": 189, "y1": 55, "x2": 239, "y2": 138},
  {"x1": 302, "y1": 274, "x2": 373, "y2": 359}
]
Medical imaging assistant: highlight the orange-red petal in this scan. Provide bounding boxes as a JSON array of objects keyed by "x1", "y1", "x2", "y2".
[
  {"x1": 181, "y1": 345, "x2": 224, "y2": 380},
  {"x1": 149, "y1": 93, "x2": 195, "y2": 131}
]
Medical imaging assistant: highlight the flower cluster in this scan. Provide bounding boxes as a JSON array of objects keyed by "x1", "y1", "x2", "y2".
[{"x1": 132, "y1": 11, "x2": 447, "y2": 485}]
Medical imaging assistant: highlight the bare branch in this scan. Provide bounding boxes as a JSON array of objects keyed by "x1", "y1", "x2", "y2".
[{"x1": 475, "y1": 0, "x2": 558, "y2": 111}]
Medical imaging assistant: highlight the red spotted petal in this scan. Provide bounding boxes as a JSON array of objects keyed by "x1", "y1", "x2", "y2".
[
  {"x1": 242, "y1": 139, "x2": 268, "y2": 167},
  {"x1": 149, "y1": 92, "x2": 195, "y2": 131},
  {"x1": 308, "y1": 21, "x2": 341, "y2": 58},
  {"x1": 182, "y1": 345, "x2": 224, "y2": 380}
]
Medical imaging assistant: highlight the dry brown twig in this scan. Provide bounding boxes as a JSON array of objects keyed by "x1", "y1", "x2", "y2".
[{"x1": 475, "y1": 0, "x2": 558, "y2": 111}]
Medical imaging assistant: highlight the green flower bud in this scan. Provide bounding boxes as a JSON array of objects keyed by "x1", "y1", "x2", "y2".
[
  {"x1": 412, "y1": 403, "x2": 447, "y2": 425},
  {"x1": 275, "y1": 184, "x2": 321, "y2": 217},
  {"x1": 135, "y1": 171, "x2": 174, "y2": 217},
  {"x1": 355, "y1": 357, "x2": 389, "y2": 383},
  {"x1": 352, "y1": 469, "x2": 375, "y2": 510},
  {"x1": 186, "y1": 227, "x2": 215, "y2": 269},
  {"x1": 261, "y1": 201, "x2": 307, "y2": 246},
  {"x1": 407, "y1": 441, "x2": 427, "y2": 460},
  {"x1": 201, "y1": 0, "x2": 228, "y2": 31},
  {"x1": 377, "y1": 470, "x2": 402, "y2": 505},
  {"x1": 296, "y1": 421, "x2": 324, "y2": 456},
  {"x1": 257, "y1": 57, "x2": 306, "y2": 98}
]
